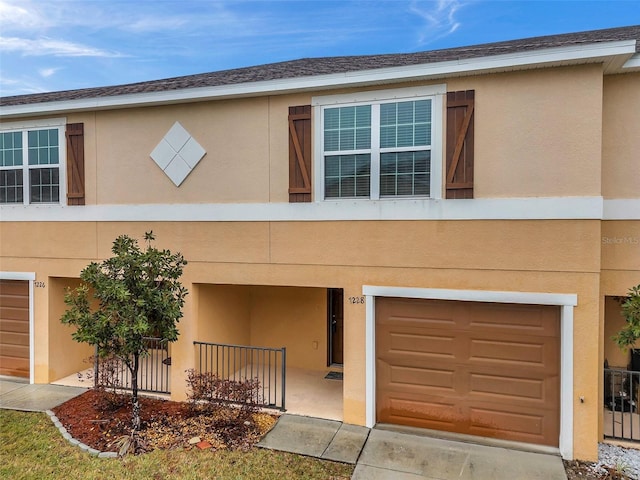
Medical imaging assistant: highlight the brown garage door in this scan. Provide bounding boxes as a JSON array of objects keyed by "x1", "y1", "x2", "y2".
[
  {"x1": 0, "y1": 280, "x2": 30, "y2": 378},
  {"x1": 376, "y1": 297, "x2": 560, "y2": 446}
]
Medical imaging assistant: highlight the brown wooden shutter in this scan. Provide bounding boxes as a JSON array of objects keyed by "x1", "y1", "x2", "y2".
[
  {"x1": 288, "y1": 105, "x2": 312, "y2": 202},
  {"x1": 65, "y1": 123, "x2": 85, "y2": 205},
  {"x1": 446, "y1": 90, "x2": 474, "y2": 199}
]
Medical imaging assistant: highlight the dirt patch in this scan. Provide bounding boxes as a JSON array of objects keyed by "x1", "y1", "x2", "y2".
[
  {"x1": 52, "y1": 390, "x2": 277, "y2": 454},
  {"x1": 564, "y1": 459, "x2": 634, "y2": 480}
]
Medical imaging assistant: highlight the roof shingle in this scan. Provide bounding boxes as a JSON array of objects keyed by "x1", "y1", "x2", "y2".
[{"x1": 1, "y1": 25, "x2": 638, "y2": 107}]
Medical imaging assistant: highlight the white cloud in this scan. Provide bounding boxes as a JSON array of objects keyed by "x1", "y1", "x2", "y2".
[
  {"x1": 38, "y1": 67, "x2": 60, "y2": 78},
  {"x1": 410, "y1": 0, "x2": 465, "y2": 45},
  {"x1": 0, "y1": 0, "x2": 46, "y2": 30},
  {"x1": 0, "y1": 36, "x2": 125, "y2": 57}
]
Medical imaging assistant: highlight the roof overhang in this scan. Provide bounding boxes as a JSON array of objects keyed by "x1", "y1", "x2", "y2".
[{"x1": 1, "y1": 39, "x2": 637, "y2": 119}]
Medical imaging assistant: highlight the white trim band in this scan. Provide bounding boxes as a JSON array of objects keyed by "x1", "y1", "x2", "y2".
[{"x1": 0, "y1": 196, "x2": 618, "y2": 222}]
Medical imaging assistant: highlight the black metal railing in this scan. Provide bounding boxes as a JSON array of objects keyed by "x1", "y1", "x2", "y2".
[
  {"x1": 604, "y1": 367, "x2": 640, "y2": 442},
  {"x1": 193, "y1": 341, "x2": 286, "y2": 411},
  {"x1": 94, "y1": 337, "x2": 171, "y2": 394}
]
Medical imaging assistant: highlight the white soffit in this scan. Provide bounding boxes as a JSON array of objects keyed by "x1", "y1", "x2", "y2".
[{"x1": 0, "y1": 40, "x2": 636, "y2": 118}]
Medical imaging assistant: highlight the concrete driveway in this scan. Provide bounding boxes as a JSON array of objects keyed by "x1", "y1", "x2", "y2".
[{"x1": 258, "y1": 414, "x2": 568, "y2": 480}]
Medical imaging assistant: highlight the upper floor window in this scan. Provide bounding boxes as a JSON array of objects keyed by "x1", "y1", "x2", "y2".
[
  {"x1": 314, "y1": 85, "x2": 444, "y2": 201},
  {"x1": 0, "y1": 120, "x2": 65, "y2": 205}
]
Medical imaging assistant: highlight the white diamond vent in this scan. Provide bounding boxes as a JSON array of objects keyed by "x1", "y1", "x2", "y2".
[{"x1": 150, "y1": 122, "x2": 206, "y2": 186}]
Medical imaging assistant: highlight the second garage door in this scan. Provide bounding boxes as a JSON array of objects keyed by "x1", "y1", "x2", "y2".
[
  {"x1": 0, "y1": 280, "x2": 30, "y2": 378},
  {"x1": 376, "y1": 297, "x2": 560, "y2": 446}
]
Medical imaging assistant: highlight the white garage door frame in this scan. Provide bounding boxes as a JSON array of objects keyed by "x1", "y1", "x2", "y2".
[
  {"x1": 363, "y1": 285, "x2": 577, "y2": 460},
  {"x1": 1, "y1": 271, "x2": 36, "y2": 384}
]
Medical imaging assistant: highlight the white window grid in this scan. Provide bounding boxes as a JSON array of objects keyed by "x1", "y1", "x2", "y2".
[
  {"x1": 0, "y1": 119, "x2": 66, "y2": 206},
  {"x1": 313, "y1": 85, "x2": 444, "y2": 202}
]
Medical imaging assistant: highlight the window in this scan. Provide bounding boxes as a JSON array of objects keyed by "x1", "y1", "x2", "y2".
[
  {"x1": 0, "y1": 121, "x2": 65, "y2": 205},
  {"x1": 315, "y1": 85, "x2": 444, "y2": 200}
]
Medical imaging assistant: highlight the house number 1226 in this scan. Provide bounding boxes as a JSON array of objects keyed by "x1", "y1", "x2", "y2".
[{"x1": 348, "y1": 296, "x2": 365, "y2": 304}]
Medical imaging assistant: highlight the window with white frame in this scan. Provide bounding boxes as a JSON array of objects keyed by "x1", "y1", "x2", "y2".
[
  {"x1": 0, "y1": 121, "x2": 65, "y2": 205},
  {"x1": 314, "y1": 85, "x2": 443, "y2": 200}
]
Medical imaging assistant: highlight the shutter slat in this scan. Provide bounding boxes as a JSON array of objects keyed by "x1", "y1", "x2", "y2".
[
  {"x1": 289, "y1": 105, "x2": 312, "y2": 203},
  {"x1": 446, "y1": 91, "x2": 474, "y2": 199},
  {"x1": 65, "y1": 123, "x2": 85, "y2": 205}
]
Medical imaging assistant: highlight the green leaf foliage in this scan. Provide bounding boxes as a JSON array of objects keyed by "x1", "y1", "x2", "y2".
[
  {"x1": 614, "y1": 284, "x2": 640, "y2": 351},
  {"x1": 61, "y1": 232, "x2": 187, "y2": 359},
  {"x1": 61, "y1": 232, "x2": 187, "y2": 434}
]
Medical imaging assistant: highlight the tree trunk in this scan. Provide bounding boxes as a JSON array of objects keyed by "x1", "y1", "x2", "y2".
[{"x1": 131, "y1": 352, "x2": 141, "y2": 432}]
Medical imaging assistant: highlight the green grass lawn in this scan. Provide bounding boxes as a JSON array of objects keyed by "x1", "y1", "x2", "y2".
[{"x1": 0, "y1": 409, "x2": 354, "y2": 480}]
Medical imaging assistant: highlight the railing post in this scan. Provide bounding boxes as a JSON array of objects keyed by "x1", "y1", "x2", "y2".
[{"x1": 281, "y1": 347, "x2": 286, "y2": 412}]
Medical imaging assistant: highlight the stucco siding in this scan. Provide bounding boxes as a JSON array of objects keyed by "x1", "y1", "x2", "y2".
[{"x1": 602, "y1": 73, "x2": 640, "y2": 199}]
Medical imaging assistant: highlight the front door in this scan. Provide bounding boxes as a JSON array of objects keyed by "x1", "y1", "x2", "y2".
[{"x1": 327, "y1": 288, "x2": 344, "y2": 365}]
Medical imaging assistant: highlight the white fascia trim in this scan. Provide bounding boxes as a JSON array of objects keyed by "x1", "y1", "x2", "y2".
[
  {"x1": 603, "y1": 199, "x2": 640, "y2": 220},
  {"x1": 622, "y1": 52, "x2": 640, "y2": 69},
  {"x1": 1, "y1": 41, "x2": 635, "y2": 118},
  {"x1": 0, "y1": 117, "x2": 67, "y2": 130},
  {"x1": 363, "y1": 285, "x2": 576, "y2": 459},
  {"x1": 311, "y1": 84, "x2": 447, "y2": 106},
  {"x1": 361, "y1": 286, "x2": 578, "y2": 306},
  {"x1": 0, "y1": 196, "x2": 604, "y2": 222},
  {"x1": 0, "y1": 271, "x2": 36, "y2": 281}
]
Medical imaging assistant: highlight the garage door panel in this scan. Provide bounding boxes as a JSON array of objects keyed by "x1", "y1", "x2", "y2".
[
  {"x1": 1, "y1": 331, "x2": 29, "y2": 347},
  {"x1": 469, "y1": 337, "x2": 554, "y2": 367},
  {"x1": 0, "y1": 318, "x2": 30, "y2": 334},
  {"x1": 387, "y1": 363, "x2": 456, "y2": 391},
  {"x1": 386, "y1": 331, "x2": 457, "y2": 359},
  {"x1": 0, "y1": 305, "x2": 29, "y2": 322},
  {"x1": 469, "y1": 408, "x2": 549, "y2": 443},
  {"x1": 376, "y1": 297, "x2": 560, "y2": 447},
  {"x1": 467, "y1": 304, "x2": 560, "y2": 337},
  {"x1": 0, "y1": 280, "x2": 30, "y2": 378},
  {"x1": 383, "y1": 396, "x2": 459, "y2": 430},
  {"x1": 469, "y1": 372, "x2": 545, "y2": 401},
  {"x1": 0, "y1": 343, "x2": 29, "y2": 358},
  {"x1": 0, "y1": 356, "x2": 30, "y2": 377}
]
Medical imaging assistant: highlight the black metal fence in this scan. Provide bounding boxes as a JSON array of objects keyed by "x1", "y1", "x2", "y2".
[
  {"x1": 94, "y1": 337, "x2": 171, "y2": 394},
  {"x1": 604, "y1": 367, "x2": 640, "y2": 442},
  {"x1": 193, "y1": 341, "x2": 286, "y2": 411}
]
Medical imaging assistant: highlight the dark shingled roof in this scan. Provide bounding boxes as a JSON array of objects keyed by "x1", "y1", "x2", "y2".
[{"x1": 1, "y1": 25, "x2": 638, "y2": 107}]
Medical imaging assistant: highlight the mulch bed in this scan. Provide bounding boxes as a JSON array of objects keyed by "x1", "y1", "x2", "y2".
[
  {"x1": 52, "y1": 389, "x2": 277, "y2": 454},
  {"x1": 564, "y1": 459, "x2": 633, "y2": 480}
]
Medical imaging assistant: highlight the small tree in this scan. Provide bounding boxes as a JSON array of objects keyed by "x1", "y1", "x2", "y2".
[
  {"x1": 613, "y1": 284, "x2": 640, "y2": 351},
  {"x1": 61, "y1": 231, "x2": 187, "y2": 440}
]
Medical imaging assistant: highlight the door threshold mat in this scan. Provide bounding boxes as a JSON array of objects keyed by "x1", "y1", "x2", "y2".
[{"x1": 325, "y1": 371, "x2": 343, "y2": 380}]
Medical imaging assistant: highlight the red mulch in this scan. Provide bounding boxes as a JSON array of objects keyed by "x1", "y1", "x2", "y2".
[
  {"x1": 52, "y1": 390, "x2": 189, "y2": 452},
  {"x1": 52, "y1": 389, "x2": 277, "y2": 454}
]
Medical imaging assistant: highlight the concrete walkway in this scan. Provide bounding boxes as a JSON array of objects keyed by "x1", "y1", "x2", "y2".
[
  {"x1": 0, "y1": 379, "x2": 567, "y2": 479},
  {"x1": 258, "y1": 414, "x2": 568, "y2": 480},
  {"x1": 0, "y1": 378, "x2": 87, "y2": 412}
]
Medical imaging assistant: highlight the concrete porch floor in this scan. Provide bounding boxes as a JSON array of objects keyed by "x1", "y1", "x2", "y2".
[{"x1": 53, "y1": 365, "x2": 344, "y2": 420}]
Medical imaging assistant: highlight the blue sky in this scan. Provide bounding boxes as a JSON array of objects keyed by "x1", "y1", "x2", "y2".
[{"x1": 1, "y1": 0, "x2": 639, "y2": 97}]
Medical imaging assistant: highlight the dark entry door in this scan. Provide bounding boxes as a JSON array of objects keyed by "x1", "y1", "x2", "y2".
[{"x1": 327, "y1": 288, "x2": 344, "y2": 365}]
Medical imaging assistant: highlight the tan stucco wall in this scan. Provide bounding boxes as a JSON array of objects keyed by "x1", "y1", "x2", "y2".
[
  {"x1": 197, "y1": 284, "x2": 251, "y2": 346},
  {"x1": 603, "y1": 296, "x2": 636, "y2": 369},
  {"x1": 601, "y1": 221, "x2": 640, "y2": 279},
  {"x1": 48, "y1": 277, "x2": 94, "y2": 382},
  {"x1": 196, "y1": 284, "x2": 327, "y2": 371},
  {"x1": 0, "y1": 218, "x2": 610, "y2": 459},
  {"x1": 33, "y1": 64, "x2": 607, "y2": 206},
  {"x1": 248, "y1": 286, "x2": 327, "y2": 371},
  {"x1": 602, "y1": 73, "x2": 640, "y2": 199}
]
